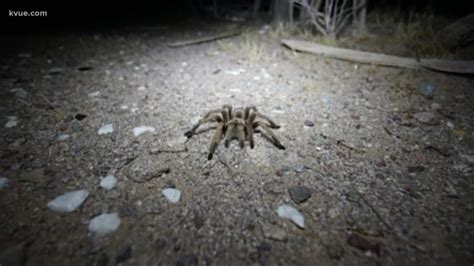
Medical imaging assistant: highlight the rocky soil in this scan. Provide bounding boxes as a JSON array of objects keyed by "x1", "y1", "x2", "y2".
[{"x1": 0, "y1": 20, "x2": 473, "y2": 265}]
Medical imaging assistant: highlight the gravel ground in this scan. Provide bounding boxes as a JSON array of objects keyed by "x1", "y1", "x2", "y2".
[{"x1": 0, "y1": 20, "x2": 473, "y2": 265}]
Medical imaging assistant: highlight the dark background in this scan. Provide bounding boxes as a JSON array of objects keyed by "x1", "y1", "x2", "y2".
[{"x1": 1, "y1": 0, "x2": 474, "y2": 34}]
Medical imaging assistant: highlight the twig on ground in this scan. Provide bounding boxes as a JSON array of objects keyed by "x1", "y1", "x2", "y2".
[
  {"x1": 150, "y1": 147, "x2": 188, "y2": 154},
  {"x1": 319, "y1": 133, "x2": 366, "y2": 153},
  {"x1": 383, "y1": 126, "x2": 451, "y2": 157},
  {"x1": 358, "y1": 193, "x2": 428, "y2": 254}
]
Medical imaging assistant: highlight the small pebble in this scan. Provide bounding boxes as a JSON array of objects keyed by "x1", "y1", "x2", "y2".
[
  {"x1": 294, "y1": 165, "x2": 306, "y2": 173},
  {"x1": 276, "y1": 205, "x2": 305, "y2": 228},
  {"x1": 5, "y1": 120, "x2": 17, "y2": 128},
  {"x1": 304, "y1": 120, "x2": 314, "y2": 127},
  {"x1": 162, "y1": 188, "x2": 181, "y2": 203},
  {"x1": 47, "y1": 190, "x2": 89, "y2": 213},
  {"x1": 57, "y1": 134, "x2": 70, "y2": 141},
  {"x1": 133, "y1": 126, "x2": 156, "y2": 137},
  {"x1": 88, "y1": 91, "x2": 100, "y2": 97},
  {"x1": 0, "y1": 177, "x2": 10, "y2": 189},
  {"x1": 98, "y1": 124, "x2": 113, "y2": 135},
  {"x1": 88, "y1": 213, "x2": 121, "y2": 236},
  {"x1": 288, "y1": 185, "x2": 312, "y2": 204},
  {"x1": 100, "y1": 175, "x2": 117, "y2": 190}
]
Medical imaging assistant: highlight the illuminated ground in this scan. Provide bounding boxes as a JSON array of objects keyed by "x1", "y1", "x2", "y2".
[{"x1": 1, "y1": 20, "x2": 473, "y2": 265}]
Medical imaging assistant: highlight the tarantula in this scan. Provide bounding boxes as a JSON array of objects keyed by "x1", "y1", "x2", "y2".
[{"x1": 184, "y1": 105, "x2": 285, "y2": 160}]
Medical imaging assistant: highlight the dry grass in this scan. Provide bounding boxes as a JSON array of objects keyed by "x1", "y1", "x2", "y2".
[{"x1": 240, "y1": 31, "x2": 268, "y2": 64}]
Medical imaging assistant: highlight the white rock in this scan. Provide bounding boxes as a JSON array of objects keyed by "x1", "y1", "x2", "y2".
[
  {"x1": 133, "y1": 126, "x2": 155, "y2": 137},
  {"x1": 88, "y1": 213, "x2": 121, "y2": 236},
  {"x1": 98, "y1": 124, "x2": 113, "y2": 135},
  {"x1": 5, "y1": 120, "x2": 17, "y2": 128},
  {"x1": 10, "y1": 88, "x2": 28, "y2": 98},
  {"x1": 48, "y1": 67, "x2": 64, "y2": 75},
  {"x1": 0, "y1": 177, "x2": 9, "y2": 189},
  {"x1": 47, "y1": 190, "x2": 89, "y2": 213},
  {"x1": 225, "y1": 69, "x2": 245, "y2": 76},
  {"x1": 447, "y1": 121, "x2": 454, "y2": 129},
  {"x1": 277, "y1": 205, "x2": 305, "y2": 228},
  {"x1": 120, "y1": 105, "x2": 129, "y2": 110},
  {"x1": 57, "y1": 134, "x2": 69, "y2": 141},
  {"x1": 88, "y1": 91, "x2": 100, "y2": 97},
  {"x1": 137, "y1": 85, "x2": 146, "y2": 91},
  {"x1": 162, "y1": 188, "x2": 181, "y2": 203},
  {"x1": 100, "y1": 175, "x2": 117, "y2": 190}
]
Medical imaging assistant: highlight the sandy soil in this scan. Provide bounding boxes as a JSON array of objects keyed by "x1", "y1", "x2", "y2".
[{"x1": 0, "y1": 19, "x2": 473, "y2": 265}]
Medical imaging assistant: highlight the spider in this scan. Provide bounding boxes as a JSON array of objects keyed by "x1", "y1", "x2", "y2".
[{"x1": 184, "y1": 105, "x2": 286, "y2": 160}]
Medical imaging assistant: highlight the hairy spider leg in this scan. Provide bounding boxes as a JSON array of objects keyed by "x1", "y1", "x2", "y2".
[
  {"x1": 208, "y1": 121, "x2": 225, "y2": 160},
  {"x1": 245, "y1": 106, "x2": 280, "y2": 129},
  {"x1": 253, "y1": 121, "x2": 286, "y2": 150},
  {"x1": 184, "y1": 111, "x2": 223, "y2": 138}
]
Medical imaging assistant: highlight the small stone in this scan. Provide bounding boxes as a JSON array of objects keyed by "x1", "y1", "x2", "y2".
[
  {"x1": 98, "y1": 124, "x2": 113, "y2": 135},
  {"x1": 100, "y1": 175, "x2": 117, "y2": 190},
  {"x1": 115, "y1": 246, "x2": 132, "y2": 263},
  {"x1": 57, "y1": 134, "x2": 69, "y2": 141},
  {"x1": 10, "y1": 88, "x2": 28, "y2": 98},
  {"x1": 162, "y1": 188, "x2": 181, "y2": 203},
  {"x1": 413, "y1": 111, "x2": 435, "y2": 124},
  {"x1": 0, "y1": 177, "x2": 10, "y2": 189},
  {"x1": 347, "y1": 233, "x2": 381, "y2": 256},
  {"x1": 288, "y1": 185, "x2": 312, "y2": 204},
  {"x1": 47, "y1": 190, "x2": 89, "y2": 213},
  {"x1": 133, "y1": 126, "x2": 156, "y2": 137},
  {"x1": 48, "y1": 67, "x2": 65, "y2": 75},
  {"x1": 88, "y1": 213, "x2": 121, "y2": 236},
  {"x1": 177, "y1": 254, "x2": 198, "y2": 266},
  {"x1": 407, "y1": 165, "x2": 425, "y2": 173},
  {"x1": 5, "y1": 120, "x2": 17, "y2": 128},
  {"x1": 75, "y1": 113, "x2": 87, "y2": 120},
  {"x1": 304, "y1": 120, "x2": 314, "y2": 127},
  {"x1": 137, "y1": 85, "x2": 146, "y2": 91},
  {"x1": 88, "y1": 91, "x2": 100, "y2": 97},
  {"x1": 294, "y1": 165, "x2": 306, "y2": 173},
  {"x1": 276, "y1": 205, "x2": 305, "y2": 228},
  {"x1": 445, "y1": 122, "x2": 454, "y2": 130}
]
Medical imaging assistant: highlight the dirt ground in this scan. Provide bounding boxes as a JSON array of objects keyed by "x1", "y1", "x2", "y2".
[{"x1": 0, "y1": 19, "x2": 473, "y2": 266}]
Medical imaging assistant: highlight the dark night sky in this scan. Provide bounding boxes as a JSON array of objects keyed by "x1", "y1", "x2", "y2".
[{"x1": 1, "y1": 0, "x2": 473, "y2": 33}]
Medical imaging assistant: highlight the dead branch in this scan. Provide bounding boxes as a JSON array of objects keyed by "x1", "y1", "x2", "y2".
[
  {"x1": 168, "y1": 29, "x2": 241, "y2": 48},
  {"x1": 281, "y1": 39, "x2": 474, "y2": 74}
]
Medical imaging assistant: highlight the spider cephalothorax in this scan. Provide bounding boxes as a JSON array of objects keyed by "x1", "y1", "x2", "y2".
[{"x1": 184, "y1": 105, "x2": 285, "y2": 160}]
